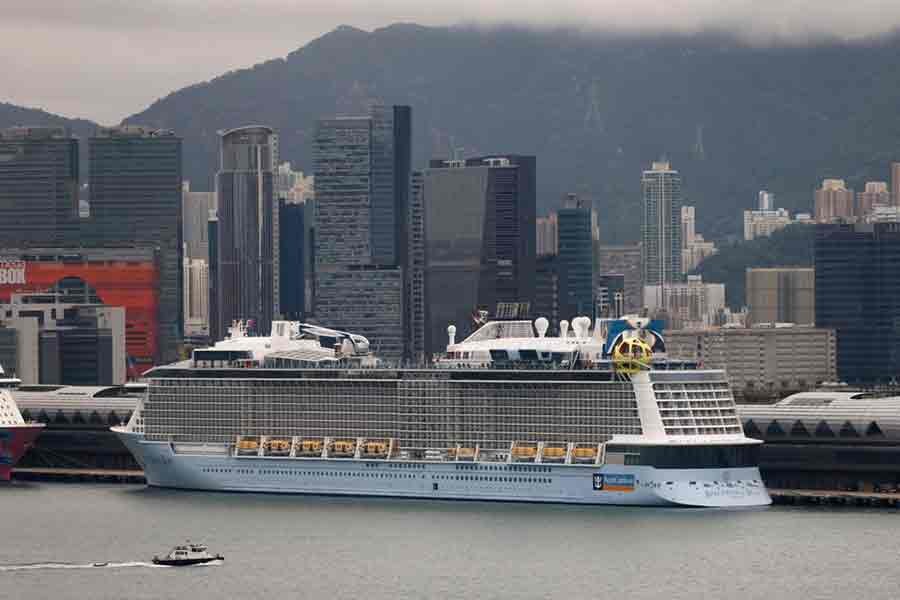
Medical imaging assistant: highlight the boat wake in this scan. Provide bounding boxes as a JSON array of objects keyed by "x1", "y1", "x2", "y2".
[{"x1": 0, "y1": 561, "x2": 168, "y2": 572}]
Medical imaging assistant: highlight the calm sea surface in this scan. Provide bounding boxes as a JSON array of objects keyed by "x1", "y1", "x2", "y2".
[{"x1": 1, "y1": 482, "x2": 898, "y2": 600}]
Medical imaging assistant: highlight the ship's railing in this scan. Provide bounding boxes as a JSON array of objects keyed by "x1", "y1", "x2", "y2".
[{"x1": 228, "y1": 435, "x2": 607, "y2": 465}]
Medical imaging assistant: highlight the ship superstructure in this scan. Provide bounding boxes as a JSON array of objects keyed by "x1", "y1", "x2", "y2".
[
  {"x1": 113, "y1": 318, "x2": 771, "y2": 507},
  {"x1": 0, "y1": 366, "x2": 44, "y2": 481}
]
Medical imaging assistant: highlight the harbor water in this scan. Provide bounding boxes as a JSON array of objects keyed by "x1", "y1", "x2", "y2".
[{"x1": 2, "y1": 482, "x2": 899, "y2": 599}]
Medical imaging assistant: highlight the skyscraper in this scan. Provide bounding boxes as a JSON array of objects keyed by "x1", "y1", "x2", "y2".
[
  {"x1": 557, "y1": 193, "x2": 595, "y2": 319},
  {"x1": 214, "y1": 126, "x2": 278, "y2": 337},
  {"x1": 0, "y1": 127, "x2": 79, "y2": 248},
  {"x1": 87, "y1": 125, "x2": 182, "y2": 363},
  {"x1": 641, "y1": 161, "x2": 682, "y2": 286},
  {"x1": 814, "y1": 179, "x2": 854, "y2": 222},
  {"x1": 422, "y1": 155, "x2": 536, "y2": 355},
  {"x1": 758, "y1": 190, "x2": 775, "y2": 211},
  {"x1": 313, "y1": 106, "x2": 412, "y2": 361},
  {"x1": 278, "y1": 199, "x2": 304, "y2": 321},
  {"x1": 406, "y1": 170, "x2": 426, "y2": 363},
  {"x1": 815, "y1": 223, "x2": 900, "y2": 383},
  {"x1": 182, "y1": 182, "x2": 216, "y2": 261}
]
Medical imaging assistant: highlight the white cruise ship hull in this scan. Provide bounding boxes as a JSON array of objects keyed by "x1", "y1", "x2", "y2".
[{"x1": 115, "y1": 431, "x2": 770, "y2": 508}]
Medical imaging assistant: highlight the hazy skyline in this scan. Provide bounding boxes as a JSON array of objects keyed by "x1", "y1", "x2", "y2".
[{"x1": 4, "y1": 0, "x2": 900, "y2": 124}]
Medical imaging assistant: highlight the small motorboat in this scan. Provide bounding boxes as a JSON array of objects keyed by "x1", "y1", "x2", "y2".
[
  {"x1": 92, "y1": 562, "x2": 109, "y2": 567},
  {"x1": 152, "y1": 542, "x2": 223, "y2": 567}
]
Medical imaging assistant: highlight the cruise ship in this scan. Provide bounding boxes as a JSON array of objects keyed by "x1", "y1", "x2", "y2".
[
  {"x1": 113, "y1": 317, "x2": 771, "y2": 507},
  {"x1": 0, "y1": 366, "x2": 44, "y2": 481}
]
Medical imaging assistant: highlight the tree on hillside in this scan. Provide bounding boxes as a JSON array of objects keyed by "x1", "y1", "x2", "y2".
[{"x1": 695, "y1": 225, "x2": 815, "y2": 309}]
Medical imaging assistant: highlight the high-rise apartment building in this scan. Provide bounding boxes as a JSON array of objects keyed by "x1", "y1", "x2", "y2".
[
  {"x1": 214, "y1": 126, "x2": 278, "y2": 338},
  {"x1": 313, "y1": 106, "x2": 412, "y2": 361},
  {"x1": 856, "y1": 181, "x2": 891, "y2": 218},
  {"x1": 743, "y1": 208, "x2": 792, "y2": 241},
  {"x1": 207, "y1": 215, "x2": 220, "y2": 343},
  {"x1": 405, "y1": 171, "x2": 426, "y2": 363},
  {"x1": 536, "y1": 213, "x2": 558, "y2": 256},
  {"x1": 746, "y1": 268, "x2": 815, "y2": 326},
  {"x1": 892, "y1": 162, "x2": 900, "y2": 207},
  {"x1": 87, "y1": 125, "x2": 182, "y2": 363},
  {"x1": 183, "y1": 258, "x2": 210, "y2": 338},
  {"x1": 0, "y1": 127, "x2": 80, "y2": 247},
  {"x1": 814, "y1": 179, "x2": 854, "y2": 222},
  {"x1": 596, "y1": 244, "x2": 642, "y2": 313},
  {"x1": 641, "y1": 161, "x2": 682, "y2": 285},
  {"x1": 557, "y1": 193, "x2": 595, "y2": 318},
  {"x1": 681, "y1": 206, "x2": 696, "y2": 246},
  {"x1": 680, "y1": 205, "x2": 717, "y2": 273},
  {"x1": 815, "y1": 223, "x2": 900, "y2": 383},
  {"x1": 643, "y1": 275, "x2": 725, "y2": 330},
  {"x1": 182, "y1": 182, "x2": 216, "y2": 261},
  {"x1": 422, "y1": 155, "x2": 536, "y2": 355}
]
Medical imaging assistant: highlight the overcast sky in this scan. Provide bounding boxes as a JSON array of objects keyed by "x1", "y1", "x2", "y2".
[{"x1": 3, "y1": 1, "x2": 900, "y2": 124}]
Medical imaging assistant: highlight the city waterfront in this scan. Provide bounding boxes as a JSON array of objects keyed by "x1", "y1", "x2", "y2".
[{"x1": 2, "y1": 482, "x2": 899, "y2": 599}]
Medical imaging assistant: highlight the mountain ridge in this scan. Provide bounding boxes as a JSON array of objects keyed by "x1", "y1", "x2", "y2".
[{"x1": 5, "y1": 24, "x2": 900, "y2": 242}]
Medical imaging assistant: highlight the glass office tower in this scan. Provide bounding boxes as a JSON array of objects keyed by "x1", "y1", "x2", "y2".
[
  {"x1": 815, "y1": 223, "x2": 900, "y2": 383},
  {"x1": 0, "y1": 127, "x2": 79, "y2": 247},
  {"x1": 214, "y1": 126, "x2": 278, "y2": 338},
  {"x1": 88, "y1": 125, "x2": 182, "y2": 363},
  {"x1": 422, "y1": 155, "x2": 537, "y2": 356},
  {"x1": 313, "y1": 106, "x2": 411, "y2": 362}
]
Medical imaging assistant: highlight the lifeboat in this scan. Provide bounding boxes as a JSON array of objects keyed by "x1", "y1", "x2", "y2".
[
  {"x1": 300, "y1": 439, "x2": 323, "y2": 455},
  {"x1": 330, "y1": 439, "x2": 356, "y2": 457},
  {"x1": 512, "y1": 446, "x2": 537, "y2": 461},
  {"x1": 265, "y1": 438, "x2": 291, "y2": 455},
  {"x1": 236, "y1": 438, "x2": 259, "y2": 455},
  {"x1": 542, "y1": 446, "x2": 566, "y2": 461},
  {"x1": 362, "y1": 441, "x2": 389, "y2": 457},
  {"x1": 572, "y1": 447, "x2": 598, "y2": 462},
  {"x1": 457, "y1": 447, "x2": 476, "y2": 459}
]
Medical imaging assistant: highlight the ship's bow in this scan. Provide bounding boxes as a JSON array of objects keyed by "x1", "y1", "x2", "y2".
[{"x1": 0, "y1": 424, "x2": 44, "y2": 481}]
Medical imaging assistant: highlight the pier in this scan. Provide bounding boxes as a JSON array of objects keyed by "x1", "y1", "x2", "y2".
[
  {"x1": 770, "y1": 488, "x2": 900, "y2": 508},
  {"x1": 12, "y1": 468, "x2": 145, "y2": 484}
]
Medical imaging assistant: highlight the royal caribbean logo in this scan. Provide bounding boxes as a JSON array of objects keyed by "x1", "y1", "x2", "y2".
[
  {"x1": 0, "y1": 257, "x2": 26, "y2": 286},
  {"x1": 593, "y1": 473, "x2": 635, "y2": 492}
]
